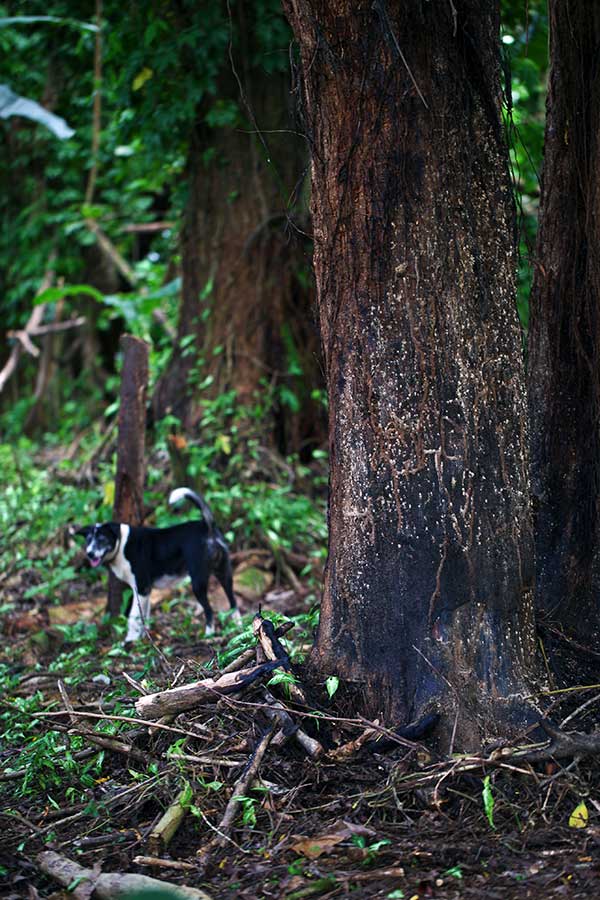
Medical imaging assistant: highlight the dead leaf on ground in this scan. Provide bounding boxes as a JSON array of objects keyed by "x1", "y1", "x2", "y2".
[
  {"x1": 290, "y1": 834, "x2": 346, "y2": 858},
  {"x1": 48, "y1": 597, "x2": 106, "y2": 625}
]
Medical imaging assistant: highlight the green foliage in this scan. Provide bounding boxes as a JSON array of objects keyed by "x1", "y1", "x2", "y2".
[
  {"x1": 0, "y1": 439, "x2": 111, "y2": 585},
  {"x1": 351, "y1": 834, "x2": 392, "y2": 867},
  {"x1": 150, "y1": 379, "x2": 328, "y2": 556},
  {"x1": 501, "y1": 1, "x2": 548, "y2": 332},
  {"x1": 325, "y1": 675, "x2": 339, "y2": 699},
  {"x1": 482, "y1": 774, "x2": 495, "y2": 829},
  {"x1": 0, "y1": 0, "x2": 293, "y2": 433}
]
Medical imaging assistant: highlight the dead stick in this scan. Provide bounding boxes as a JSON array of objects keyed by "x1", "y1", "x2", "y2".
[
  {"x1": 261, "y1": 688, "x2": 323, "y2": 759},
  {"x1": 133, "y1": 855, "x2": 196, "y2": 871},
  {"x1": 37, "y1": 850, "x2": 211, "y2": 900},
  {"x1": 201, "y1": 723, "x2": 276, "y2": 854},
  {"x1": 148, "y1": 787, "x2": 190, "y2": 856},
  {"x1": 0, "y1": 254, "x2": 55, "y2": 393},
  {"x1": 252, "y1": 613, "x2": 308, "y2": 705},
  {"x1": 8, "y1": 317, "x2": 85, "y2": 337}
]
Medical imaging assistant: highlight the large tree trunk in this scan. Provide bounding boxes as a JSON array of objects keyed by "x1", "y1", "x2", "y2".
[
  {"x1": 528, "y1": 3, "x2": 600, "y2": 645},
  {"x1": 152, "y1": 9, "x2": 325, "y2": 457},
  {"x1": 283, "y1": 0, "x2": 537, "y2": 747}
]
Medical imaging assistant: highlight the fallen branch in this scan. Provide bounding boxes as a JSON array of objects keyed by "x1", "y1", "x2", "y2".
[
  {"x1": 37, "y1": 850, "x2": 211, "y2": 900},
  {"x1": 198, "y1": 723, "x2": 276, "y2": 856},
  {"x1": 327, "y1": 724, "x2": 381, "y2": 762},
  {"x1": 252, "y1": 612, "x2": 309, "y2": 706},
  {"x1": 261, "y1": 688, "x2": 324, "y2": 759},
  {"x1": 135, "y1": 660, "x2": 283, "y2": 719},
  {"x1": 56, "y1": 681, "x2": 158, "y2": 765},
  {"x1": 517, "y1": 719, "x2": 600, "y2": 764}
]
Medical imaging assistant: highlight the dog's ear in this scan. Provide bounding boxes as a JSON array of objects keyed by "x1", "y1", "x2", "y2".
[
  {"x1": 71, "y1": 525, "x2": 92, "y2": 539},
  {"x1": 106, "y1": 523, "x2": 121, "y2": 539}
]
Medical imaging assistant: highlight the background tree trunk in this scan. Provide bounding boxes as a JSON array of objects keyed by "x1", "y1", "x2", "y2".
[
  {"x1": 283, "y1": 0, "x2": 537, "y2": 746},
  {"x1": 106, "y1": 334, "x2": 149, "y2": 616},
  {"x1": 528, "y1": 2, "x2": 600, "y2": 645},
  {"x1": 152, "y1": 9, "x2": 325, "y2": 458}
]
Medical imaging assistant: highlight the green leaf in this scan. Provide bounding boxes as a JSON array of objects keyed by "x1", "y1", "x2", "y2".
[
  {"x1": 444, "y1": 866, "x2": 463, "y2": 879},
  {"x1": 268, "y1": 670, "x2": 297, "y2": 688},
  {"x1": 34, "y1": 284, "x2": 104, "y2": 306},
  {"x1": 132, "y1": 67, "x2": 154, "y2": 91},
  {"x1": 569, "y1": 801, "x2": 588, "y2": 829},
  {"x1": 482, "y1": 775, "x2": 495, "y2": 829},
  {"x1": 215, "y1": 434, "x2": 232, "y2": 455},
  {"x1": 67, "y1": 875, "x2": 91, "y2": 892},
  {"x1": 325, "y1": 675, "x2": 339, "y2": 698}
]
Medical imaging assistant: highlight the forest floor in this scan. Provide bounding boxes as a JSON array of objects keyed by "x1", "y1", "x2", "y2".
[{"x1": 2, "y1": 541, "x2": 600, "y2": 900}]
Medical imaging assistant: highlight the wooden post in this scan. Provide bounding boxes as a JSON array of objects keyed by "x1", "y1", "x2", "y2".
[{"x1": 106, "y1": 334, "x2": 149, "y2": 616}]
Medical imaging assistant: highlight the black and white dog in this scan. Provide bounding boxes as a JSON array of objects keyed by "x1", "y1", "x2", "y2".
[{"x1": 75, "y1": 488, "x2": 239, "y2": 642}]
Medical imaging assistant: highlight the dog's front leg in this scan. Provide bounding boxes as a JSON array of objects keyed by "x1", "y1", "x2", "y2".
[{"x1": 125, "y1": 591, "x2": 151, "y2": 643}]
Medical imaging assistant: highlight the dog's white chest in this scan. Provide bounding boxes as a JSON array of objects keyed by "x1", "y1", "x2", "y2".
[{"x1": 108, "y1": 524, "x2": 137, "y2": 590}]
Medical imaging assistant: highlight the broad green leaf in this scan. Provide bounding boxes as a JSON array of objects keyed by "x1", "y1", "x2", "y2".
[
  {"x1": 132, "y1": 67, "x2": 153, "y2": 91},
  {"x1": 103, "y1": 481, "x2": 115, "y2": 507},
  {"x1": 569, "y1": 801, "x2": 588, "y2": 829},
  {"x1": 34, "y1": 284, "x2": 103, "y2": 306},
  {"x1": 215, "y1": 434, "x2": 231, "y2": 455},
  {"x1": 325, "y1": 675, "x2": 339, "y2": 698}
]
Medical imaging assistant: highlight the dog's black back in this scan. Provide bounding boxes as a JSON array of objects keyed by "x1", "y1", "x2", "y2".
[
  {"x1": 121, "y1": 519, "x2": 230, "y2": 599},
  {"x1": 76, "y1": 487, "x2": 237, "y2": 639}
]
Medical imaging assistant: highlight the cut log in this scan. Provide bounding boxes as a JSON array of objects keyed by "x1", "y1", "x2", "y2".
[
  {"x1": 37, "y1": 850, "x2": 211, "y2": 900},
  {"x1": 148, "y1": 786, "x2": 191, "y2": 856}
]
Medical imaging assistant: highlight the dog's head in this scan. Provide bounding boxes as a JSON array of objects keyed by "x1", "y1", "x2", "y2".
[{"x1": 73, "y1": 523, "x2": 120, "y2": 568}]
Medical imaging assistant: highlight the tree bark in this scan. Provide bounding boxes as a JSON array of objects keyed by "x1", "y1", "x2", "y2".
[
  {"x1": 106, "y1": 334, "x2": 149, "y2": 616},
  {"x1": 283, "y1": 0, "x2": 537, "y2": 747},
  {"x1": 528, "y1": 2, "x2": 600, "y2": 645},
  {"x1": 152, "y1": 6, "x2": 325, "y2": 457}
]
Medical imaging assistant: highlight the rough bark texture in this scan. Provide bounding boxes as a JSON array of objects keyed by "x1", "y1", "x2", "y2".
[
  {"x1": 152, "y1": 13, "x2": 325, "y2": 457},
  {"x1": 528, "y1": 3, "x2": 600, "y2": 644},
  {"x1": 283, "y1": 0, "x2": 537, "y2": 746},
  {"x1": 106, "y1": 335, "x2": 149, "y2": 616}
]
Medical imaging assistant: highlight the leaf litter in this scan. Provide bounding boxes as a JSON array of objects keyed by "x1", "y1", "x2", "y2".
[{"x1": 2, "y1": 569, "x2": 600, "y2": 898}]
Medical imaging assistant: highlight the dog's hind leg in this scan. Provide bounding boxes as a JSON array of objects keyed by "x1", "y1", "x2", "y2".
[
  {"x1": 214, "y1": 550, "x2": 241, "y2": 626},
  {"x1": 125, "y1": 591, "x2": 151, "y2": 643},
  {"x1": 190, "y1": 574, "x2": 214, "y2": 636}
]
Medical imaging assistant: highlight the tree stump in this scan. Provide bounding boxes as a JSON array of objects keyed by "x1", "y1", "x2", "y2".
[{"x1": 106, "y1": 334, "x2": 149, "y2": 616}]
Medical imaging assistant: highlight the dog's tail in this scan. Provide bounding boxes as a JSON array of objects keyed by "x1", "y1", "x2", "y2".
[{"x1": 168, "y1": 487, "x2": 214, "y2": 531}]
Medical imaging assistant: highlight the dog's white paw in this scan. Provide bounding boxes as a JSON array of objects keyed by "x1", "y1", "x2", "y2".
[
  {"x1": 230, "y1": 609, "x2": 242, "y2": 626},
  {"x1": 204, "y1": 621, "x2": 215, "y2": 637}
]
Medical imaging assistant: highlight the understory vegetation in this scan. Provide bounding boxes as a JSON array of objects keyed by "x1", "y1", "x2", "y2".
[{"x1": 5, "y1": 2, "x2": 600, "y2": 899}]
